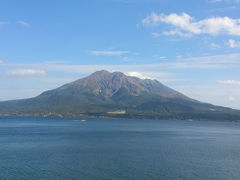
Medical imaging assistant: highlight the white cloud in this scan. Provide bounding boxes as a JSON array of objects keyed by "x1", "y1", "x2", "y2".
[
  {"x1": 151, "y1": 32, "x2": 160, "y2": 37},
  {"x1": 6, "y1": 69, "x2": 46, "y2": 77},
  {"x1": 158, "y1": 56, "x2": 167, "y2": 59},
  {"x1": 218, "y1": 80, "x2": 240, "y2": 85},
  {"x1": 211, "y1": 0, "x2": 223, "y2": 2},
  {"x1": 210, "y1": 0, "x2": 240, "y2": 2},
  {"x1": 127, "y1": 72, "x2": 152, "y2": 79},
  {"x1": 2, "y1": 53, "x2": 240, "y2": 78},
  {"x1": 0, "y1": 60, "x2": 3, "y2": 64},
  {"x1": 228, "y1": 96, "x2": 236, "y2": 101},
  {"x1": 227, "y1": 39, "x2": 240, "y2": 48},
  {"x1": 43, "y1": 60, "x2": 71, "y2": 64},
  {"x1": 163, "y1": 30, "x2": 192, "y2": 37},
  {"x1": 142, "y1": 12, "x2": 240, "y2": 36},
  {"x1": 91, "y1": 50, "x2": 129, "y2": 56},
  {"x1": 0, "y1": 21, "x2": 8, "y2": 25},
  {"x1": 17, "y1": 20, "x2": 30, "y2": 27},
  {"x1": 158, "y1": 53, "x2": 240, "y2": 69},
  {"x1": 210, "y1": 43, "x2": 221, "y2": 49},
  {"x1": 174, "y1": 84, "x2": 240, "y2": 109}
]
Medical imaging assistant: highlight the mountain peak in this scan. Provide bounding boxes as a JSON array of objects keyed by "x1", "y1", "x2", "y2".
[
  {"x1": 52, "y1": 70, "x2": 187, "y2": 99},
  {"x1": 1, "y1": 70, "x2": 240, "y2": 120},
  {"x1": 90, "y1": 70, "x2": 125, "y2": 78},
  {"x1": 91, "y1": 70, "x2": 111, "y2": 76}
]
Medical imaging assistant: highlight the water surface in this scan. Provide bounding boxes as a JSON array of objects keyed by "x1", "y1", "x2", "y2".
[{"x1": 1, "y1": 117, "x2": 240, "y2": 180}]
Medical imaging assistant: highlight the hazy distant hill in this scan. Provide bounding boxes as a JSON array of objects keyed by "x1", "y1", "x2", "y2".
[{"x1": 0, "y1": 70, "x2": 240, "y2": 120}]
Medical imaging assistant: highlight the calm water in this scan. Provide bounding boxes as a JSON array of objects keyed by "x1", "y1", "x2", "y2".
[{"x1": 1, "y1": 117, "x2": 240, "y2": 180}]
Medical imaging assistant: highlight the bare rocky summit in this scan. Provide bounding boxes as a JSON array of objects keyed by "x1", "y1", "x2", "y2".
[{"x1": 0, "y1": 70, "x2": 239, "y2": 120}]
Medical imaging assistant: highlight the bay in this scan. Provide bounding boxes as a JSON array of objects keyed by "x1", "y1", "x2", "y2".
[{"x1": 1, "y1": 117, "x2": 240, "y2": 180}]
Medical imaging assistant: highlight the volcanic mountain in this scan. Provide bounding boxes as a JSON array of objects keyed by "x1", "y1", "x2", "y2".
[{"x1": 0, "y1": 70, "x2": 239, "y2": 120}]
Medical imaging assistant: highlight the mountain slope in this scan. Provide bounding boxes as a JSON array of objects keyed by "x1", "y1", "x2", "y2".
[{"x1": 0, "y1": 70, "x2": 240, "y2": 120}]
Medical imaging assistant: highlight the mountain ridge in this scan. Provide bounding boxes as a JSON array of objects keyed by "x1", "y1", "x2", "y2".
[
  {"x1": 40, "y1": 70, "x2": 189, "y2": 99},
  {"x1": 0, "y1": 70, "x2": 239, "y2": 121}
]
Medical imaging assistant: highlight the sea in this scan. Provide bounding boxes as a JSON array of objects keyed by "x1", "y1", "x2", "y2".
[{"x1": 1, "y1": 116, "x2": 240, "y2": 180}]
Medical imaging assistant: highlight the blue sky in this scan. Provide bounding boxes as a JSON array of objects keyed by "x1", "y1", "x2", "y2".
[{"x1": 0, "y1": 0, "x2": 240, "y2": 109}]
